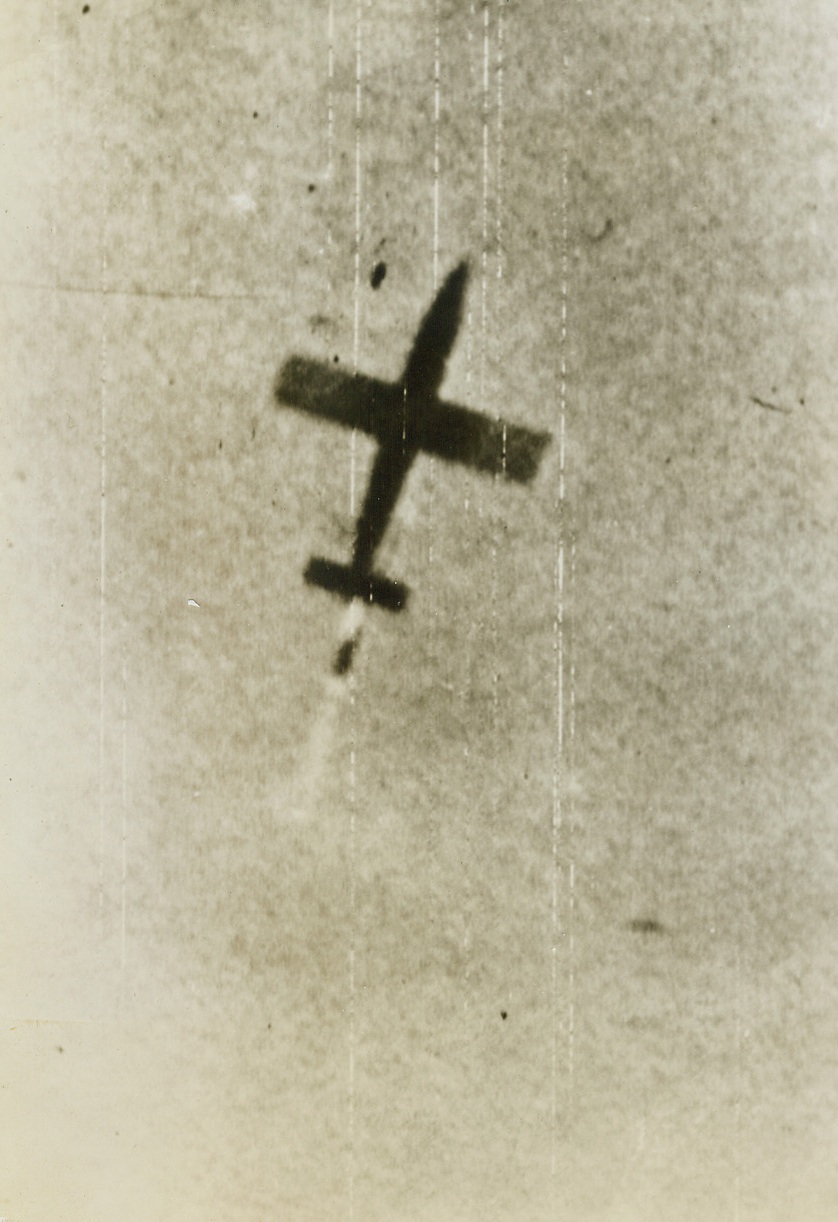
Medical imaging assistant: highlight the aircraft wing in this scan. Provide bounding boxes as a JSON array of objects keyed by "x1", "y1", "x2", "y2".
[
  {"x1": 276, "y1": 356, "x2": 401, "y2": 439},
  {"x1": 276, "y1": 355, "x2": 551, "y2": 483},
  {"x1": 412, "y1": 400, "x2": 551, "y2": 484}
]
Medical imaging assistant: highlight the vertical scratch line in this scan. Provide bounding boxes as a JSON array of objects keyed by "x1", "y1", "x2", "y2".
[
  {"x1": 552, "y1": 17, "x2": 572, "y2": 1180},
  {"x1": 426, "y1": 0, "x2": 443, "y2": 644},
  {"x1": 353, "y1": 7, "x2": 362, "y2": 372},
  {"x1": 326, "y1": 0, "x2": 335, "y2": 298},
  {"x1": 733, "y1": 772, "x2": 743, "y2": 1222},
  {"x1": 50, "y1": 1, "x2": 59, "y2": 293},
  {"x1": 491, "y1": 2, "x2": 506, "y2": 744},
  {"x1": 478, "y1": 1, "x2": 491, "y2": 730},
  {"x1": 120, "y1": 643, "x2": 128, "y2": 1010},
  {"x1": 97, "y1": 90, "x2": 110, "y2": 936},
  {"x1": 479, "y1": 1, "x2": 490, "y2": 401},
  {"x1": 348, "y1": 751, "x2": 357, "y2": 1222},
  {"x1": 327, "y1": 0, "x2": 335, "y2": 185},
  {"x1": 552, "y1": 539, "x2": 564, "y2": 1177},
  {"x1": 351, "y1": 0, "x2": 363, "y2": 516},
  {"x1": 560, "y1": 41, "x2": 573, "y2": 1114},
  {"x1": 495, "y1": 0, "x2": 505, "y2": 308},
  {"x1": 433, "y1": 0, "x2": 441, "y2": 292},
  {"x1": 348, "y1": 9, "x2": 362, "y2": 1219},
  {"x1": 568, "y1": 537, "x2": 576, "y2": 1106}
]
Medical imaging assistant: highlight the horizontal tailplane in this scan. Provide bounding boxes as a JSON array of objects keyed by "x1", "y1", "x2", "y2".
[{"x1": 304, "y1": 557, "x2": 408, "y2": 613}]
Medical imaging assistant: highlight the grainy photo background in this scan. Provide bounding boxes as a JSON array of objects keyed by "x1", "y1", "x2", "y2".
[{"x1": 2, "y1": 2, "x2": 837, "y2": 1219}]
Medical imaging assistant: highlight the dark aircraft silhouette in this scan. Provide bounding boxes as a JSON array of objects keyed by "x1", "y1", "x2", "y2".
[{"x1": 275, "y1": 260, "x2": 550, "y2": 615}]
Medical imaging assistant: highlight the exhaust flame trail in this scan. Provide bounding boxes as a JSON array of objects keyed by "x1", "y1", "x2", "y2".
[{"x1": 277, "y1": 599, "x2": 366, "y2": 822}]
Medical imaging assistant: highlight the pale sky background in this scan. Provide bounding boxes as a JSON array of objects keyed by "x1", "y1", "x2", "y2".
[{"x1": 2, "y1": 3, "x2": 838, "y2": 1220}]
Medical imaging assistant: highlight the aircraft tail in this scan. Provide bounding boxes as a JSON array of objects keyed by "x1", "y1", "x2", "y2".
[{"x1": 304, "y1": 557, "x2": 408, "y2": 613}]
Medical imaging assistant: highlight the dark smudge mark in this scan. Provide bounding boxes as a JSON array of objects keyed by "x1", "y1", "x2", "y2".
[
  {"x1": 500, "y1": 1010, "x2": 508, "y2": 1020},
  {"x1": 308, "y1": 183, "x2": 316, "y2": 193},
  {"x1": 750, "y1": 394, "x2": 792, "y2": 415},
  {"x1": 370, "y1": 260, "x2": 387, "y2": 289},
  {"x1": 629, "y1": 917, "x2": 666, "y2": 935}
]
